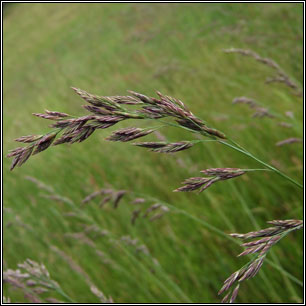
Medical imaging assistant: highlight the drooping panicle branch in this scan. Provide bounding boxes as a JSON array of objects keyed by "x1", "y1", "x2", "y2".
[
  {"x1": 276, "y1": 138, "x2": 302, "y2": 147},
  {"x1": 174, "y1": 168, "x2": 245, "y2": 193},
  {"x1": 232, "y1": 97, "x2": 274, "y2": 118},
  {"x1": 219, "y1": 219, "x2": 303, "y2": 303},
  {"x1": 8, "y1": 88, "x2": 225, "y2": 170},
  {"x1": 133, "y1": 141, "x2": 194, "y2": 153},
  {"x1": 106, "y1": 127, "x2": 154, "y2": 142},
  {"x1": 224, "y1": 48, "x2": 301, "y2": 95}
]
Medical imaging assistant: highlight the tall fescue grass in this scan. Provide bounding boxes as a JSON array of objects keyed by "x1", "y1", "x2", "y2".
[
  {"x1": 6, "y1": 50, "x2": 303, "y2": 302},
  {"x1": 4, "y1": 3, "x2": 303, "y2": 303}
]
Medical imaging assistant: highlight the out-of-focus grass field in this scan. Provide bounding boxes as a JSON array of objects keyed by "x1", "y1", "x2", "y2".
[{"x1": 3, "y1": 3, "x2": 303, "y2": 303}]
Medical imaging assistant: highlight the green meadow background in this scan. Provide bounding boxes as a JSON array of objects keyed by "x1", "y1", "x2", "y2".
[{"x1": 3, "y1": 3, "x2": 303, "y2": 303}]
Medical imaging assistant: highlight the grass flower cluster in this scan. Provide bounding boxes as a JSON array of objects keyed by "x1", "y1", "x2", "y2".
[{"x1": 7, "y1": 49, "x2": 302, "y2": 303}]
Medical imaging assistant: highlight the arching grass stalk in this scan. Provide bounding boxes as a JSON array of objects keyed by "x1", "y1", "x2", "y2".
[
  {"x1": 132, "y1": 192, "x2": 303, "y2": 288},
  {"x1": 41, "y1": 182, "x2": 192, "y2": 303},
  {"x1": 156, "y1": 117, "x2": 302, "y2": 189},
  {"x1": 219, "y1": 137, "x2": 303, "y2": 189}
]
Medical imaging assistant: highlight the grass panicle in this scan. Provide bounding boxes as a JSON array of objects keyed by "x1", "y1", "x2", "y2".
[
  {"x1": 3, "y1": 259, "x2": 73, "y2": 303},
  {"x1": 276, "y1": 138, "x2": 302, "y2": 146},
  {"x1": 219, "y1": 220, "x2": 303, "y2": 303},
  {"x1": 174, "y1": 168, "x2": 245, "y2": 193},
  {"x1": 224, "y1": 48, "x2": 301, "y2": 95},
  {"x1": 7, "y1": 88, "x2": 226, "y2": 171}
]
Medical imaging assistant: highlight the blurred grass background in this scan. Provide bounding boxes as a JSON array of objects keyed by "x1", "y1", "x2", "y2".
[{"x1": 3, "y1": 3, "x2": 303, "y2": 303}]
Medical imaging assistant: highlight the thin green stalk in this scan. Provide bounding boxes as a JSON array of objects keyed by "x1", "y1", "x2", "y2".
[
  {"x1": 239, "y1": 168, "x2": 271, "y2": 172},
  {"x1": 29, "y1": 274, "x2": 75, "y2": 303},
  {"x1": 266, "y1": 260, "x2": 303, "y2": 286},
  {"x1": 154, "y1": 118, "x2": 302, "y2": 188},
  {"x1": 47, "y1": 283, "x2": 75, "y2": 303},
  {"x1": 50, "y1": 192, "x2": 192, "y2": 302},
  {"x1": 134, "y1": 192, "x2": 303, "y2": 288},
  {"x1": 114, "y1": 239, "x2": 192, "y2": 303},
  {"x1": 206, "y1": 143, "x2": 297, "y2": 297},
  {"x1": 219, "y1": 138, "x2": 303, "y2": 189}
]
